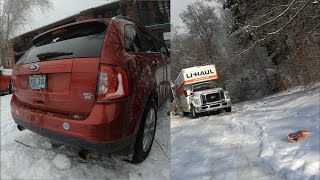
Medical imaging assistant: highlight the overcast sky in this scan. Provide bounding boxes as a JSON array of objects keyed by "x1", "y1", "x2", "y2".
[
  {"x1": 18, "y1": 0, "x2": 117, "y2": 36},
  {"x1": 171, "y1": 0, "x2": 195, "y2": 28},
  {"x1": 171, "y1": 0, "x2": 223, "y2": 33}
]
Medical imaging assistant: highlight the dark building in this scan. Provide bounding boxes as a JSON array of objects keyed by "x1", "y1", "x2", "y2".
[{"x1": 2, "y1": 0, "x2": 170, "y2": 69}]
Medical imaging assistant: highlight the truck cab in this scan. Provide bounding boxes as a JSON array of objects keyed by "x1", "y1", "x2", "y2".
[{"x1": 188, "y1": 81, "x2": 231, "y2": 118}]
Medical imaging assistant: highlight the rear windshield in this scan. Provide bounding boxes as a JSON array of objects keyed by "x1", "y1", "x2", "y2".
[{"x1": 16, "y1": 21, "x2": 107, "y2": 65}]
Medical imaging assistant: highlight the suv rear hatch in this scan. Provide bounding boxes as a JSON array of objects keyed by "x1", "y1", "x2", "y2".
[{"x1": 13, "y1": 21, "x2": 107, "y2": 116}]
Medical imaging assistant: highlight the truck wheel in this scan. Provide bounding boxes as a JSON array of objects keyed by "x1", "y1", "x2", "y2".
[
  {"x1": 225, "y1": 107, "x2": 232, "y2": 112},
  {"x1": 182, "y1": 111, "x2": 189, "y2": 116},
  {"x1": 191, "y1": 105, "x2": 198, "y2": 118},
  {"x1": 131, "y1": 99, "x2": 157, "y2": 163}
]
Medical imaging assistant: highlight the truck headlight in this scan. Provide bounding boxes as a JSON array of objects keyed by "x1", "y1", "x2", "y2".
[
  {"x1": 193, "y1": 98, "x2": 200, "y2": 105},
  {"x1": 224, "y1": 91, "x2": 230, "y2": 99}
]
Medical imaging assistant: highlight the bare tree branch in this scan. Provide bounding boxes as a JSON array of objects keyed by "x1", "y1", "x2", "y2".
[
  {"x1": 0, "y1": 0, "x2": 52, "y2": 66},
  {"x1": 250, "y1": 0, "x2": 298, "y2": 28},
  {"x1": 172, "y1": 49, "x2": 196, "y2": 62},
  {"x1": 238, "y1": 0, "x2": 311, "y2": 55}
]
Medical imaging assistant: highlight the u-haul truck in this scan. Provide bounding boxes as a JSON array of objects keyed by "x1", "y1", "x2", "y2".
[{"x1": 175, "y1": 65, "x2": 231, "y2": 118}]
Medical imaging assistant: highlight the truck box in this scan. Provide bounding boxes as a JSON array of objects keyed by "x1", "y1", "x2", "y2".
[{"x1": 175, "y1": 65, "x2": 218, "y2": 97}]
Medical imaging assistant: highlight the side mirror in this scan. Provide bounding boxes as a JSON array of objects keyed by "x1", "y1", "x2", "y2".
[
  {"x1": 184, "y1": 90, "x2": 187, "y2": 96},
  {"x1": 184, "y1": 90, "x2": 191, "y2": 96}
]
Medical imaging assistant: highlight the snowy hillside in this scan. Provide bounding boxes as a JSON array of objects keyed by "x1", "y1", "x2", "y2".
[
  {"x1": 1, "y1": 95, "x2": 170, "y2": 180},
  {"x1": 171, "y1": 87, "x2": 320, "y2": 180}
]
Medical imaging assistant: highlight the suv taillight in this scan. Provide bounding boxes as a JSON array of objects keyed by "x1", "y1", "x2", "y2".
[{"x1": 97, "y1": 65, "x2": 129, "y2": 101}]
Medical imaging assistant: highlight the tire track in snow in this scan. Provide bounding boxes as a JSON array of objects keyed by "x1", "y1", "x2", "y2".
[
  {"x1": 226, "y1": 114, "x2": 284, "y2": 179},
  {"x1": 172, "y1": 110, "x2": 285, "y2": 180}
]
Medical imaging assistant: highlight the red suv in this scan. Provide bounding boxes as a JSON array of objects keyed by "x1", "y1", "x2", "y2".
[{"x1": 10, "y1": 17, "x2": 170, "y2": 163}]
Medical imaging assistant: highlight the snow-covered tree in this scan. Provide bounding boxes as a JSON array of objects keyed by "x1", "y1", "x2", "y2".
[
  {"x1": 225, "y1": 0, "x2": 320, "y2": 89},
  {"x1": 0, "y1": 0, "x2": 52, "y2": 66}
]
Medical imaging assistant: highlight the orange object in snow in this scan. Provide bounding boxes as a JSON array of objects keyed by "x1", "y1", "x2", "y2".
[{"x1": 288, "y1": 130, "x2": 310, "y2": 143}]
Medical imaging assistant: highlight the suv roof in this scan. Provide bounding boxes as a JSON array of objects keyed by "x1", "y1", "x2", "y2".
[
  {"x1": 32, "y1": 18, "x2": 110, "y2": 45},
  {"x1": 32, "y1": 16, "x2": 142, "y2": 45}
]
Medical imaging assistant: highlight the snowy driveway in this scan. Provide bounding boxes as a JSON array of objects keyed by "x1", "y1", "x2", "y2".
[
  {"x1": 171, "y1": 87, "x2": 320, "y2": 180},
  {"x1": 1, "y1": 94, "x2": 170, "y2": 179}
]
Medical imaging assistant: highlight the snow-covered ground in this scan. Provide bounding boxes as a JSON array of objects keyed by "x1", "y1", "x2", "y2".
[
  {"x1": 1, "y1": 94, "x2": 170, "y2": 179},
  {"x1": 172, "y1": 87, "x2": 320, "y2": 180}
]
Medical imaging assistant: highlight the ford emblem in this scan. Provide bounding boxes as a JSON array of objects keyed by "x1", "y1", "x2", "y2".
[{"x1": 29, "y1": 64, "x2": 39, "y2": 71}]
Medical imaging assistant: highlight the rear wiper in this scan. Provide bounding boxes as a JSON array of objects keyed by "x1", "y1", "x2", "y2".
[{"x1": 36, "y1": 52, "x2": 73, "y2": 60}]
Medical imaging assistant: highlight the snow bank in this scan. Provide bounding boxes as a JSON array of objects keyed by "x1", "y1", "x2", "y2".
[
  {"x1": 172, "y1": 87, "x2": 319, "y2": 180},
  {"x1": 254, "y1": 88, "x2": 320, "y2": 180}
]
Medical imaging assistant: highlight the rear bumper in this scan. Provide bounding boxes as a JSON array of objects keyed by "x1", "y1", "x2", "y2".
[
  {"x1": 194, "y1": 101, "x2": 232, "y2": 113},
  {"x1": 13, "y1": 116, "x2": 135, "y2": 154},
  {"x1": 10, "y1": 95, "x2": 136, "y2": 154}
]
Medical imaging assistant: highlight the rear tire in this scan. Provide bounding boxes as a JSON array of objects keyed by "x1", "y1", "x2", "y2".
[
  {"x1": 225, "y1": 107, "x2": 232, "y2": 112},
  {"x1": 131, "y1": 99, "x2": 157, "y2": 163}
]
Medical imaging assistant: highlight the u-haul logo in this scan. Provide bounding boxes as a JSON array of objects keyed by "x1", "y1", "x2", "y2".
[{"x1": 185, "y1": 69, "x2": 215, "y2": 79}]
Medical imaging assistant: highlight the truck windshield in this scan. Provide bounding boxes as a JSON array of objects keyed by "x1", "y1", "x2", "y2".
[{"x1": 192, "y1": 82, "x2": 217, "y2": 92}]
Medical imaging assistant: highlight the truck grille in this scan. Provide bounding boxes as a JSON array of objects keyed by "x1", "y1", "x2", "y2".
[{"x1": 206, "y1": 93, "x2": 220, "y2": 103}]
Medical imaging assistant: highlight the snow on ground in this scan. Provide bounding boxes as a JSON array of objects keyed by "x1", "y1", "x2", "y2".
[
  {"x1": 1, "y1": 94, "x2": 170, "y2": 180},
  {"x1": 171, "y1": 87, "x2": 320, "y2": 180}
]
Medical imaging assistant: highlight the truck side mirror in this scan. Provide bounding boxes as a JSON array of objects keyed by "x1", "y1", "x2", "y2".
[{"x1": 184, "y1": 90, "x2": 191, "y2": 96}]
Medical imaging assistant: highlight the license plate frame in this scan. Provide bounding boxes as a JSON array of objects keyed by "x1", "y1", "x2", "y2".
[{"x1": 28, "y1": 74, "x2": 47, "y2": 90}]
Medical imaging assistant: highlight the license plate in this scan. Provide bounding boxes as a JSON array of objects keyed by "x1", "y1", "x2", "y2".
[{"x1": 29, "y1": 74, "x2": 47, "y2": 89}]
